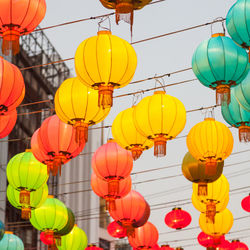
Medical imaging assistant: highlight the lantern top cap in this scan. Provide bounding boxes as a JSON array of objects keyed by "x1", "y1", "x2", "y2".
[
  {"x1": 211, "y1": 33, "x2": 225, "y2": 38},
  {"x1": 232, "y1": 239, "x2": 240, "y2": 242},
  {"x1": 98, "y1": 30, "x2": 111, "y2": 35},
  {"x1": 161, "y1": 245, "x2": 170, "y2": 247},
  {"x1": 88, "y1": 244, "x2": 97, "y2": 247},
  {"x1": 172, "y1": 207, "x2": 182, "y2": 211},
  {"x1": 25, "y1": 149, "x2": 32, "y2": 152},
  {"x1": 154, "y1": 91, "x2": 166, "y2": 95},
  {"x1": 204, "y1": 117, "x2": 215, "y2": 121},
  {"x1": 5, "y1": 231, "x2": 13, "y2": 234},
  {"x1": 47, "y1": 195, "x2": 54, "y2": 198},
  {"x1": 107, "y1": 138, "x2": 115, "y2": 143}
]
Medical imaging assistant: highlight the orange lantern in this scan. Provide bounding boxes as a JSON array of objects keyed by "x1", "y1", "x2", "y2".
[
  {"x1": 0, "y1": 57, "x2": 25, "y2": 113},
  {"x1": 31, "y1": 115, "x2": 85, "y2": 176},
  {"x1": 91, "y1": 173, "x2": 132, "y2": 210},
  {"x1": 0, "y1": 110, "x2": 17, "y2": 139},
  {"x1": 0, "y1": 0, "x2": 46, "y2": 55}
]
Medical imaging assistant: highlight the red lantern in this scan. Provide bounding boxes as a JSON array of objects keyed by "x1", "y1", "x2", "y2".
[
  {"x1": 85, "y1": 245, "x2": 103, "y2": 250},
  {"x1": 128, "y1": 222, "x2": 159, "y2": 249},
  {"x1": 198, "y1": 232, "x2": 225, "y2": 248},
  {"x1": 31, "y1": 115, "x2": 85, "y2": 176},
  {"x1": 230, "y1": 240, "x2": 248, "y2": 250},
  {"x1": 164, "y1": 208, "x2": 191, "y2": 230},
  {"x1": 92, "y1": 139, "x2": 133, "y2": 197},
  {"x1": 216, "y1": 240, "x2": 232, "y2": 250},
  {"x1": 107, "y1": 221, "x2": 127, "y2": 238},
  {"x1": 40, "y1": 232, "x2": 55, "y2": 246},
  {"x1": 109, "y1": 190, "x2": 150, "y2": 236},
  {"x1": 0, "y1": 110, "x2": 17, "y2": 138},
  {"x1": 241, "y1": 194, "x2": 250, "y2": 212},
  {"x1": 160, "y1": 245, "x2": 174, "y2": 250},
  {"x1": 91, "y1": 173, "x2": 131, "y2": 210},
  {"x1": 0, "y1": 57, "x2": 25, "y2": 113},
  {"x1": 0, "y1": 0, "x2": 46, "y2": 55}
]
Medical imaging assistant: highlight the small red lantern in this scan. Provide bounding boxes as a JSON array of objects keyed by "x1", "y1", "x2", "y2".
[
  {"x1": 85, "y1": 245, "x2": 103, "y2": 250},
  {"x1": 198, "y1": 232, "x2": 225, "y2": 248},
  {"x1": 92, "y1": 139, "x2": 133, "y2": 197},
  {"x1": 128, "y1": 222, "x2": 159, "y2": 249},
  {"x1": 241, "y1": 194, "x2": 250, "y2": 212},
  {"x1": 216, "y1": 240, "x2": 232, "y2": 250},
  {"x1": 0, "y1": 110, "x2": 17, "y2": 138},
  {"x1": 109, "y1": 190, "x2": 150, "y2": 236},
  {"x1": 31, "y1": 115, "x2": 85, "y2": 176},
  {"x1": 40, "y1": 232, "x2": 55, "y2": 246},
  {"x1": 107, "y1": 221, "x2": 127, "y2": 238},
  {"x1": 160, "y1": 245, "x2": 174, "y2": 250},
  {"x1": 91, "y1": 173, "x2": 131, "y2": 210},
  {"x1": 164, "y1": 208, "x2": 191, "y2": 230},
  {"x1": 230, "y1": 240, "x2": 248, "y2": 250}
]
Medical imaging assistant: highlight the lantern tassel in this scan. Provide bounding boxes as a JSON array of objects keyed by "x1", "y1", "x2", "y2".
[
  {"x1": 239, "y1": 125, "x2": 250, "y2": 142},
  {"x1": 54, "y1": 235, "x2": 61, "y2": 246},
  {"x1": 206, "y1": 202, "x2": 216, "y2": 224},
  {"x1": 98, "y1": 85, "x2": 114, "y2": 108},
  {"x1": 106, "y1": 199, "x2": 116, "y2": 211},
  {"x1": 19, "y1": 190, "x2": 30, "y2": 206},
  {"x1": 2, "y1": 30, "x2": 20, "y2": 56},
  {"x1": 205, "y1": 158, "x2": 217, "y2": 176},
  {"x1": 154, "y1": 135, "x2": 167, "y2": 157},
  {"x1": 216, "y1": 85, "x2": 230, "y2": 105},
  {"x1": 108, "y1": 179, "x2": 120, "y2": 196},
  {"x1": 198, "y1": 183, "x2": 208, "y2": 196},
  {"x1": 131, "y1": 146, "x2": 143, "y2": 161},
  {"x1": 51, "y1": 156, "x2": 66, "y2": 176},
  {"x1": 21, "y1": 207, "x2": 31, "y2": 220},
  {"x1": 73, "y1": 121, "x2": 88, "y2": 143}
]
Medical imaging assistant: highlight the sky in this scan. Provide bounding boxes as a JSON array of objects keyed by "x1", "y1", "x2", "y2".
[{"x1": 39, "y1": 0, "x2": 250, "y2": 249}]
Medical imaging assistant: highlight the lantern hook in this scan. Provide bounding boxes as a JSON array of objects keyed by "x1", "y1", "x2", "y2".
[
  {"x1": 98, "y1": 16, "x2": 111, "y2": 32},
  {"x1": 154, "y1": 75, "x2": 166, "y2": 92},
  {"x1": 210, "y1": 17, "x2": 225, "y2": 36}
]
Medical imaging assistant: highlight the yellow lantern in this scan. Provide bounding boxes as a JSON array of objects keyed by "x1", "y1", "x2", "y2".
[
  {"x1": 199, "y1": 208, "x2": 233, "y2": 237},
  {"x1": 193, "y1": 175, "x2": 229, "y2": 223},
  {"x1": 112, "y1": 106, "x2": 153, "y2": 160},
  {"x1": 187, "y1": 118, "x2": 233, "y2": 176},
  {"x1": 192, "y1": 193, "x2": 229, "y2": 223},
  {"x1": 133, "y1": 91, "x2": 186, "y2": 157},
  {"x1": 75, "y1": 30, "x2": 137, "y2": 108},
  {"x1": 55, "y1": 77, "x2": 111, "y2": 143}
]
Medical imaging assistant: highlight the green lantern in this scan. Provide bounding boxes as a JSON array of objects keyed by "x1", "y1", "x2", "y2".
[
  {"x1": 7, "y1": 184, "x2": 48, "y2": 219},
  {"x1": 57, "y1": 225, "x2": 88, "y2": 250},
  {"x1": 6, "y1": 149, "x2": 48, "y2": 208},
  {"x1": 30, "y1": 195, "x2": 68, "y2": 244}
]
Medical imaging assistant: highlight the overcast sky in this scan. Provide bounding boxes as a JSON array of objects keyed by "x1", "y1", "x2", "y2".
[{"x1": 40, "y1": 0, "x2": 250, "y2": 249}]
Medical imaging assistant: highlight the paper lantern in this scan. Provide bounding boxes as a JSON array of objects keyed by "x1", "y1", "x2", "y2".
[
  {"x1": 0, "y1": 110, "x2": 17, "y2": 139},
  {"x1": 7, "y1": 184, "x2": 48, "y2": 219},
  {"x1": 112, "y1": 106, "x2": 153, "y2": 160},
  {"x1": 31, "y1": 115, "x2": 85, "y2": 176},
  {"x1": 57, "y1": 225, "x2": 88, "y2": 250},
  {"x1": 182, "y1": 151, "x2": 224, "y2": 194},
  {"x1": 75, "y1": 30, "x2": 137, "y2": 108},
  {"x1": 164, "y1": 208, "x2": 191, "y2": 230},
  {"x1": 198, "y1": 232, "x2": 225, "y2": 248},
  {"x1": 230, "y1": 240, "x2": 249, "y2": 250},
  {"x1": 0, "y1": 0, "x2": 46, "y2": 55},
  {"x1": 40, "y1": 232, "x2": 55, "y2": 246},
  {"x1": 187, "y1": 118, "x2": 233, "y2": 182},
  {"x1": 0, "y1": 220, "x2": 4, "y2": 241},
  {"x1": 0, "y1": 232, "x2": 24, "y2": 250},
  {"x1": 0, "y1": 57, "x2": 25, "y2": 113},
  {"x1": 109, "y1": 190, "x2": 150, "y2": 236},
  {"x1": 6, "y1": 150, "x2": 48, "y2": 210},
  {"x1": 221, "y1": 91, "x2": 250, "y2": 142},
  {"x1": 199, "y1": 209, "x2": 234, "y2": 237},
  {"x1": 128, "y1": 222, "x2": 158, "y2": 249},
  {"x1": 160, "y1": 245, "x2": 174, "y2": 250},
  {"x1": 107, "y1": 221, "x2": 127, "y2": 238},
  {"x1": 55, "y1": 77, "x2": 110, "y2": 143},
  {"x1": 133, "y1": 91, "x2": 186, "y2": 157},
  {"x1": 192, "y1": 34, "x2": 249, "y2": 104},
  {"x1": 241, "y1": 194, "x2": 250, "y2": 212},
  {"x1": 92, "y1": 140, "x2": 133, "y2": 196},
  {"x1": 85, "y1": 245, "x2": 103, "y2": 250},
  {"x1": 91, "y1": 173, "x2": 131, "y2": 210},
  {"x1": 30, "y1": 196, "x2": 68, "y2": 245}
]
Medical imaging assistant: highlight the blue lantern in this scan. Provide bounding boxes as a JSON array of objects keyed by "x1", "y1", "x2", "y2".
[
  {"x1": 221, "y1": 91, "x2": 250, "y2": 142},
  {"x1": 0, "y1": 232, "x2": 24, "y2": 250},
  {"x1": 233, "y1": 71, "x2": 250, "y2": 112},
  {"x1": 226, "y1": 0, "x2": 250, "y2": 52},
  {"x1": 0, "y1": 220, "x2": 4, "y2": 241},
  {"x1": 192, "y1": 34, "x2": 249, "y2": 105}
]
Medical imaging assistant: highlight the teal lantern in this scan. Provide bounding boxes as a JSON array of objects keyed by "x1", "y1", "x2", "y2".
[
  {"x1": 0, "y1": 220, "x2": 4, "y2": 241},
  {"x1": 226, "y1": 0, "x2": 250, "y2": 53},
  {"x1": 0, "y1": 232, "x2": 24, "y2": 250},
  {"x1": 192, "y1": 34, "x2": 249, "y2": 105},
  {"x1": 233, "y1": 72, "x2": 250, "y2": 112},
  {"x1": 221, "y1": 91, "x2": 250, "y2": 142}
]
